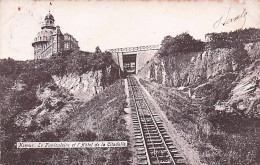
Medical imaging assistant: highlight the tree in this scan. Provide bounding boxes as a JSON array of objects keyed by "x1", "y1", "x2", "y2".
[
  {"x1": 159, "y1": 33, "x2": 204, "y2": 57},
  {"x1": 95, "y1": 46, "x2": 102, "y2": 53}
]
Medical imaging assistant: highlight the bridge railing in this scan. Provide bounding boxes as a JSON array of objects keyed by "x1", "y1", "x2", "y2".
[{"x1": 107, "y1": 45, "x2": 161, "y2": 53}]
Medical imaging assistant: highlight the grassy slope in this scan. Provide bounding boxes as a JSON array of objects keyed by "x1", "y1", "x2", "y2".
[
  {"x1": 58, "y1": 80, "x2": 131, "y2": 165},
  {"x1": 140, "y1": 79, "x2": 260, "y2": 165}
]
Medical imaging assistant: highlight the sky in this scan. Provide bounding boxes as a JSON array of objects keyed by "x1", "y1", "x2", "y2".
[{"x1": 0, "y1": 0, "x2": 260, "y2": 60}]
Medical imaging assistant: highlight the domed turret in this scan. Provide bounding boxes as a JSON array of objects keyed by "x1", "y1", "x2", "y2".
[
  {"x1": 45, "y1": 12, "x2": 54, "y2": 21},
  {"x1": 41, "y1": 11, "x2": 56, "y2": 30}
]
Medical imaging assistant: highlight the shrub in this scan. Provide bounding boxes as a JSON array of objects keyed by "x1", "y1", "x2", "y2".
[
  {"x1": 40, "y1": 118, "x2": 51, "y2": 127},
  {"x1": 11, "y1": 89, "x2": 39, "y2": 110},
  {"x1": 208, "y1": 134, "x2": 226, "y2": 150},
  {"x1": 56, "y1": 127, "x2": 70, "y2": 138},
  {"x1": 208, "y1": 111, "x2": 248, "y2": 133},
  {"x1": 28, "y1": 120, "x2": 41, "y2": 132},
  {"x1": 0, "y1": 58, "x2": 24, "y2": 76},
  {"x1": 76, "y1": 130, "x2": 97, "y2": 141},
  {"x1": 39, "y1": 132, "x2": 59, "y2": 142},
  {"x1": 19, "y1": 71, "x2": 52, "y2": 87}
]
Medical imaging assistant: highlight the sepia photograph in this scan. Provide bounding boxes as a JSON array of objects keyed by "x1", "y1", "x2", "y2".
[{"x1": 0, "y1": 0, "x2": 260, "y2": 164}]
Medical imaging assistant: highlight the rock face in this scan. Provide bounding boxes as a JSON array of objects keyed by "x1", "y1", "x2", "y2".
[
  {"x1": 245, "y1": 41, "x2": 260, "y2": 60},
  {"x1": 139, "y1": 41, "x2": 260, "y2": 116},
  {"x1": 15, "y1": 68, "x2": 115, "y2": 134},
  {"x1": 15, "y1": 83, "x2": 73, "y2": 133},
  {"x1": 146, "y1": 48, "x2": 245, "y2": 87},
  {"x1": 220, "y1": 60, "x2": 260, "y2": 117},
  {"x1": 53, "y1": 70, "x2": 104, "y2": 102}
]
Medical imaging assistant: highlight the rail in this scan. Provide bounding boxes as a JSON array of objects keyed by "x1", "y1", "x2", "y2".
[{"x1": 127, "y1": 77, "x2": 185, "y2": 165}]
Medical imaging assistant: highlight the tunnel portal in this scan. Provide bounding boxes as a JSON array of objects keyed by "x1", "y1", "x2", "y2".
[
  {"x1": 107, "y1": 45, "x2": 160, "y2": 74},
  {"x1": 123, "y1": 54, "x2": 137, "y2": 74}
]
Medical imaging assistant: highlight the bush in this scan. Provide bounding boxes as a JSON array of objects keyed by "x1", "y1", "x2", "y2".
[
  {"x1": 76, "y1": 130, "x2": 97, "y2": 141},
  {"x1": 19, "y1": 71, "x2": 52, "y2": 87},
  {"x1": 28, "y1": 120, "x2": 41, "y2": 132},
  {"x1": 208, "y1": 111, "x2": 248, "y2": 133},
  {"x1": 40, "y1": 118, "x2": 51, "y2": 127},
  {"x1": 0, "y1": 58, "x2": 24, "y2": 76},
  {"x1": 56, "y1": 127, "x2": 70, "y2": 138},
  {"x1": 208, "y1": 134, "x2": 226, "y2": 150},
  {"x1": 11, "y1": 89, "x2": 39, "y2": 110},
  {"x1": 39, "y1": 132, "x2": 59, "y2": 142}
]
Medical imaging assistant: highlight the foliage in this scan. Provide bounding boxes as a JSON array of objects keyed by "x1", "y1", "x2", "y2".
[
  {"x1": 76, "y1": 130, "x2": 97, "y2": 141},
  {"x1": 159, "y1": 33, "x2": 205, "y2": 57},
  {"x1": 208, "y1": 28, "x2": 260, "y2": 43},
  {"x1": 11, "y1": 88, "x2": 40, "y2": 110},
  {"x1": 206, "y1": 28, "x2": 260, "y2": 49},
  {"x1": 0, "y1": 58, "x2": 24, "y2": 77},
  {"x1": 208, "y1": 111, "x2": 260, "y2": 133},
  {"x1": 19, "y1": 70, "x2": 52, "y2": 87},
  {"x1": 230, "y1": 46, "x2": 250, "y2": 69},
  {"x1": 0, "y1": 50, "x2": 119, "y2": 88},
  {"x1": 95, "y1": 46, "x2": 102, "y2": 53}
]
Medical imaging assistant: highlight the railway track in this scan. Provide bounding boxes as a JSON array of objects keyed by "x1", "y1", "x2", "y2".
[{"x1": 127, "y1": 77, "x2": 185, "y2": 165}]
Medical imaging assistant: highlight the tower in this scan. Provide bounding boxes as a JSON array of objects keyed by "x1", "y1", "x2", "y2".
[
  {"x1": 32, "y1": 12, "x2": 56, "y2": 59},
  {"x1": 41, "y1": 12, "x2": 56, "y2": 30}
]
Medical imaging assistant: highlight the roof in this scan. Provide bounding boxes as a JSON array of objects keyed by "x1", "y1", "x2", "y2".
[{"x1": 45, "y1": 12, "x2": 54, "y2": 21}]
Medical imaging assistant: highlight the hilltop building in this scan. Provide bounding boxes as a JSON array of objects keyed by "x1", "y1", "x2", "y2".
[{"x1": 32, "y1": 12, "x2": 80, "y2": 59}]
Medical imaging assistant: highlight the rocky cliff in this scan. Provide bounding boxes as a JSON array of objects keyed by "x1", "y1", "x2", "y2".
[
  {"x1": 53, "y1": 70, "x2": 105, "y2": 102},
  {"x1": 215, "y1": 59, "x2": 260, "y2": 117},
  {"x1": 14, "y1": 68, "x2": 113, "y2": 137},
  {"x1": 139, "y1": 41, "x2": 260, "y2": 116}
]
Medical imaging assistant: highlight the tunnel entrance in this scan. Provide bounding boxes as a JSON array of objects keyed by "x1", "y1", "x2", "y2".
[{"x1": 123, "y1": 54, "x2": 136, "y2": 74}]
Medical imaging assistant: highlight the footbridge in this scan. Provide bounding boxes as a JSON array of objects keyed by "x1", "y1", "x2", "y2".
[{"x1": 107, "y1": 45, "x2": 161, "y2": 74}]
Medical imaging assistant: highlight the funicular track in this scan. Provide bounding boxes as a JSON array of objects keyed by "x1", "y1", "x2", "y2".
[{"x1": 127, "y1": 77, "x2": 185, "y2": 165}]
